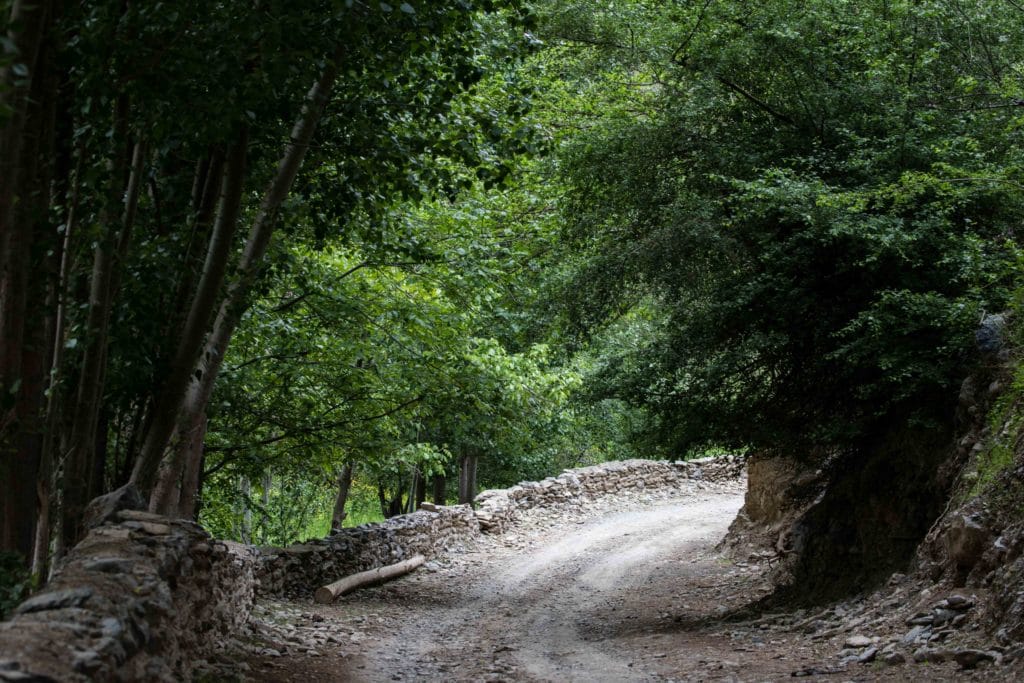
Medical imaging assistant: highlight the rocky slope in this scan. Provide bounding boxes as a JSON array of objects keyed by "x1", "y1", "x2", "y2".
[{"x1": 721, "y1": 350, "x2": 1024, "y2": 678}]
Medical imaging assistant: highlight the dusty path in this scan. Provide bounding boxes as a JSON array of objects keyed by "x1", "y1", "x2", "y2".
[
  {"x1": 347, "y1": 493, "x2": 746, "y2": 682},
  {"x1": 236, "y1": 482, "x2": 1008, "y2": 682},
  {"x1": 243, "y1": 484, "x2": 818, "y2": 682}
]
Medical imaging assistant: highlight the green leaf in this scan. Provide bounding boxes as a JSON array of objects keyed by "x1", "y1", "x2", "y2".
[{"x1": 400, "y1": 2, "x2": 415, "y2": 13}]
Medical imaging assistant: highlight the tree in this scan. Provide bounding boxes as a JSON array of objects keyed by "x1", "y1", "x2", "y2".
[
  {"x1": 551, "y1": 0, "x2": 1024, "y2": 459},
  {"x1": 0, "y1": 0, "x2": 532, "y2": 567}
]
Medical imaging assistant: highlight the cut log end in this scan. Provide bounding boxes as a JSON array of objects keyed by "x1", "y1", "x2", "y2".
[{"x1": 314, "y1": 554, "x2": 426, "y2": 604}]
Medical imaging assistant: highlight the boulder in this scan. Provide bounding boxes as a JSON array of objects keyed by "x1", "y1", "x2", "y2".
[
  {"x1": 946, "y1": 514, "x2": 992, "y2": 581},
  {"x1": 83, "y1": 484, "x2": 146, "y2": 530}
]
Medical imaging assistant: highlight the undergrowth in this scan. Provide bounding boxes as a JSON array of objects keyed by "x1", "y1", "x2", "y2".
[
  {"x1": 0, "y1": 551, "x2": 30, "y2": 619},
  {"x1": 964, "y1": 304, "x2": 1024, "y2": 510}
]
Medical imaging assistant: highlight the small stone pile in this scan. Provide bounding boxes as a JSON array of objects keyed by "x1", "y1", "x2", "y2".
[
  {"x1": 829, "y1": 593, "x2": 986, "y2": 667},
  {"x1": 474, "y1": 456, "x2": 745, "y2": 533},
  {"x1": 0, "y1": 510, "x2": 254, "y2": 683},
  {"x1": 780, "y1": 576, "x2": 1022, "y2": 676}
]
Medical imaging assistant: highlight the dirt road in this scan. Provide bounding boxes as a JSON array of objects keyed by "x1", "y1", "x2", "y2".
[
  {"x1": 237, "y1": 482, "x2": 1024, "y2": 682},
  {"x1": 245, "y1": 485, "x2": 826, "y2": 682}
]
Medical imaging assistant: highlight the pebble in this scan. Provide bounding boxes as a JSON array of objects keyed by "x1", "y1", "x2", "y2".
[
  {"x1": 843, "y1": 635, "x2": 873, "y2": 648},
  {"x1": 857, "y1": 646, "x2": 878, "y2": 663},
  {"x1": 902, "y1": 625, "x2": 929, "y2": 644}
]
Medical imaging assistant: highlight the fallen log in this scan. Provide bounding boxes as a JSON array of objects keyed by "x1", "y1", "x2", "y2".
[{"x1": 314, "y1": 554, "x2": 426, "y2": 604}]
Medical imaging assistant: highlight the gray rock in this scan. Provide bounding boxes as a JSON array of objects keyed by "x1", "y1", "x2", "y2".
[
  {"x1": 83, "y1": 484, "x2": 145, "y2": 529},
  {"x1": 946, "y1": 514, "x2": 992, "y2": 577},
  {"x1": 120, "y1": 520, "x2": 172, "y2": 535},
  {"x1": 976, "y1": 313, "x2": 1007, "y2": 353},
  {"x1": 844, "y1": 635, "x2": 873, "y2": 649},
  {"x1": 0, "y1": 669, "x2": 60, "y2": 683},
  {"x1": 943, "y1": 594, "x2": 974, "y2": 611},
  {"x1": 906, "y1": 612, "x2": 934, "y2": 626},
  {"x1": 100, "y1": 618, "x2": 123, "y2": 639},
  {"x1": 14, "y1": 588, "x2": 93, "y2": 614},
  {"x1": 82, "y1": 557, "x2": 135, "y2": 573},
  {"x1": 858, "y1": 646, "x2": 878, "y2": 664},
  {"x1": 70, "y1": 649, "x2": 102, "y2": 674},
  {"x1": 883, "y1": 651, "x2": 906, "y2": 666}
]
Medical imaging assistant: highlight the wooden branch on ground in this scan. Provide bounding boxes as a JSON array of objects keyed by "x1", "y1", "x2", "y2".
[{"x1": 314, "y1": 554, "x2": 426, "y2": 604}]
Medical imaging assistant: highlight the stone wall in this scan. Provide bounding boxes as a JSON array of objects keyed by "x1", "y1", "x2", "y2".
[
  {"x1": 258, "y1": 456, "x2": 744, "y2": 596},
  {"x1": 0, "y1": 510, "x2": 255, "y2": 682},
  {"x1": 0, "y1": 457, "x2": 743, "y2": 681},
  {"x1": 256, "y1": 504, "x2": 480, "y2": 598},
  {"x1": 474, "y1": 456, "x2": 744, "y2": 533}
]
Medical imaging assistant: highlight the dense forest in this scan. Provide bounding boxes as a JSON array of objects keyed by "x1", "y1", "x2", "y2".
[{"x1": 2, "y1": 0, "x2": 1023, "y2": 604}]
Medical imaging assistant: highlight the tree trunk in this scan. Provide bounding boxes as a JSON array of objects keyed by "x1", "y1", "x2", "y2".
[
  {"x1": 314, "y1": 555, "x2": 425, "y2": 604},
  {"x1": 412, "y1": 469, "x2": 426, "y2": 511},
  {"x1": 140, "y1": 133, "x2": 247, "y2": 509},
  {"x1": 177, "y1": 411, "x2": 207, "y2": 520},
  {"x1": 34, "y1": 103, "x2": 77, "y2": 581},
  {"x1": 0, "y1": 0, "x2": 57, "y2": 561},
  {"x1": 239, "y1": 476, "x2": 252, "y2": 544},
  {"x1": 458, "y1": 453, "x2": 479, "y2": 505},
  {"x1": 132, "y1": 49, "x2": 344, "y2": 496},
  {"x1": 61, "y1": 135, "x2": 143, "y2": 549},
  {"x1": 330, "y1": 462, "x2": 353, "y2": 532},
  {"x1": 432, "y1": 474, "x2": 446, "y2": 505},
  {"x1": 406, "y1": 469, "x2": 418, "y2": 514}
]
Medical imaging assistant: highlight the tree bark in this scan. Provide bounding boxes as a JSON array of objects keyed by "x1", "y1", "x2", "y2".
[
  {"x1": 314, "y1": 555, "x2": 425, "y2": 604},
  {"x1": 330, "y1": 462, "x2": 353, "y2": 532},
  {"x1": 239, "y1": 476, "x2": 252, "y2": 544},
  {"x1": 176, "y1": 411, "x2": 207, "y2": 520},
  {"x1": 415, "y1": 469, "x2": 427, "y2": 509},
  {"x1": 132, "y1": 48, "x2": 344, "y2": 496},
  {"x1": 458, "y1": 452, "x2": 479, "y2": 505}
]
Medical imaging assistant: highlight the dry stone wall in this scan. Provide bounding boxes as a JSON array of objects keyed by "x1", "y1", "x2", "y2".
[
  {"x1": 256, "y1": 504, "x2": 480, "y2": 598},
  {"x1": 259, "y1": 456, "x2": 744, "y2": 596},
  {"x1": 0, "y1": 457, "x2": 743, "y2": 682},
  {"x1": 0, "y1": 510, "x2": 255, "y2": 682},
  {"x1": 475, "y1": 456, "x2": 745, "y2": 533}
]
